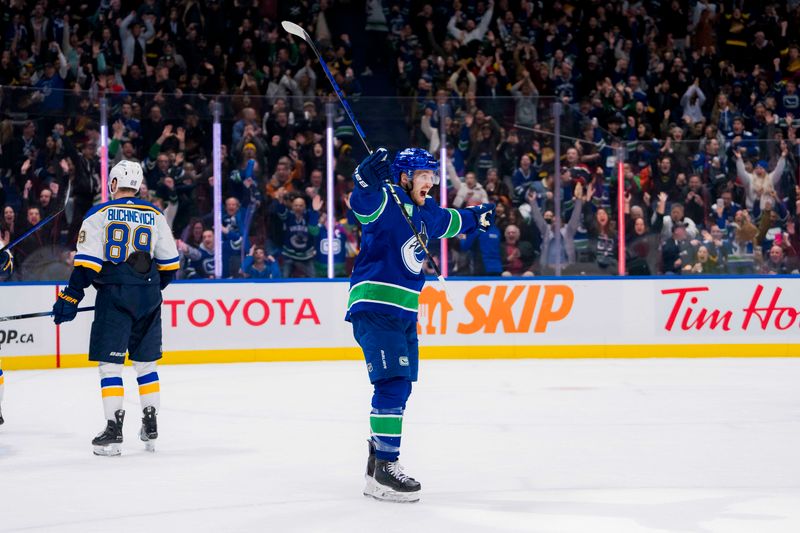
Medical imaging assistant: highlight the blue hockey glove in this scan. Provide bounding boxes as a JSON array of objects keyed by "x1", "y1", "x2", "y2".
[
  {"x1": 354, "y1": 148, "x2": 391, "y2": 189},
  {"x1": 52, "y1": 286, "x2": 84, "y2": 324},
  {"x1": 468, "y1": 203, "x2": 496, "y2": 232}
]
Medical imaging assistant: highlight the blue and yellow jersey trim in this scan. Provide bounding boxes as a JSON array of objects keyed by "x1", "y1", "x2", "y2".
[
  {"x1": 155, "y1": 256, "x2": 180, "y2": 271},
  {"x1": 97, "y1": 203, "x2": 161, "y2": 215},
  {"x1": 84, "y1": 198, "x2": 163, "y2": 220},
  {"x1": 74, "y1": 253, "x2": 104, "y2": 272}
]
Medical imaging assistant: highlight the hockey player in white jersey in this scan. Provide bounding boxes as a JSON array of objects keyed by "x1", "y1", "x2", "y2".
[{"x1": 52, "y1": 160, "x2": 179, "y2": 455}]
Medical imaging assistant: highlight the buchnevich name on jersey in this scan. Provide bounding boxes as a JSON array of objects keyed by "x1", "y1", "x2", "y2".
[{"x1": 107, "y1": 208, "x2": 155, "y2": 225}]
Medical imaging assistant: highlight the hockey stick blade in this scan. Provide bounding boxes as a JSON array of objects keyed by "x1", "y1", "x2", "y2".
[
  {"x1": 0, "y1": 306, "x2": 95, "y2": 323},
  {"x1": 281, "y1": 20, "x2": 371, "y2": 154},
  {"x1": 281, "y1": 21, "x2": 310, "y2": 41}
]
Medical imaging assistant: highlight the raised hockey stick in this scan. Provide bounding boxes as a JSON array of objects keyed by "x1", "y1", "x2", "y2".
[
  {"x1": 0, "y1": 306, "x2": 95, "y2": 323},
  {"x1": 0, "y1": 178, "x2": 73, "y2": 256},
  {"x1": 281, "y1": 21, "x2": 449, "y2": 289}
]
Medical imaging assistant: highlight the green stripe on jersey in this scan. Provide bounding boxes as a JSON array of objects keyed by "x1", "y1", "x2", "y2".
[
  {"x1": 440, "y1": 208, "x2": 463, "y2": 238},
  {"x1": 348, "y1": 282, "x2": 420, "y2": 312},
  {"x1": 353, "y1": 189, "x2": 388, "y2": 225},
  {"x1": 370, "y1": 415, "x2": 403, "y2": 436}
]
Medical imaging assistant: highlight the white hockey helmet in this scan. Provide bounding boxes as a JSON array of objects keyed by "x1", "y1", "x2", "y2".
[{"x1": 109, "y1": 159, "x2": 143, "y2": 196}]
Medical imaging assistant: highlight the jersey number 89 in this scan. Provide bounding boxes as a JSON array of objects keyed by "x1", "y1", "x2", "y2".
[{"x1": 105, "y1": 223, "x2": 152, "y2": 263}]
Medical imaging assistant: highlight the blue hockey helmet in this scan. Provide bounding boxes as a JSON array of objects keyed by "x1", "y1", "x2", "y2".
[{"x1": 392, "y1": 148, "x2": 440, "y2": 185}]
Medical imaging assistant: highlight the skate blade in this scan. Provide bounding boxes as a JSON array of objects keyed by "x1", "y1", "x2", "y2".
[
  {"x1": 93, "y1": 443, "x2": 122, "y2": 456},
  {"x1": 363, "y1": 477, "x2": 420, "y2": 503},
  {"x1": 140, "y1": 428, "x2": 157, "y2": 452}
]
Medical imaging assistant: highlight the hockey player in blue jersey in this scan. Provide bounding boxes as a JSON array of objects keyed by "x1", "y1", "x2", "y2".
[
  {"x1": 52, "y1": 160, "x2": 179, "y2": 456},
  {"x1": 347, "y1": 147, "x2": 494, "y2": 502}
]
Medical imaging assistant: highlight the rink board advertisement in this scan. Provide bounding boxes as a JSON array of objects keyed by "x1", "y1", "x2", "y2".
[{"x1": 0, "y1": 278, "x2": 798, "y2": 369}]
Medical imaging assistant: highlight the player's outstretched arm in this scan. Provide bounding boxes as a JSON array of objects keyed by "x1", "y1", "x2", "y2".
[{"x1": 422, "y1": 199, "x2": 495, "y2": 239}]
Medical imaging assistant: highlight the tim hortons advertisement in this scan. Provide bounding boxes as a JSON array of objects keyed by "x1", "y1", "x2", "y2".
[{"x1": 0, "y1": 278, "x2": 798, "y2": 368}]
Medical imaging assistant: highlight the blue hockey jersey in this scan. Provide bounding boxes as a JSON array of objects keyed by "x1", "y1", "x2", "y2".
[{"x1": 346, "y1": 182, "x2": 479, "y2": 322}]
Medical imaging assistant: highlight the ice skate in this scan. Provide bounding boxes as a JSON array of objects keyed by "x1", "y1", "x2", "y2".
[
  {"x1": 364, "y1": 459, "x2": 421, "y2": 503},
  {"x1": 364, "y1": 439, "x2": 376, "y2": 481},
  {"x1": 0, "y1": 405, "x2": 4, "y2": 425},
  {"x1": 92, "y1": 409, "x2": 124, "y2": 456},
  {"x1": 139, "y1": 406, "x2": 157, "y2": 452}
]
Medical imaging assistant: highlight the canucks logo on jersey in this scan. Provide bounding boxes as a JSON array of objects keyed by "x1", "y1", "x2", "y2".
[{"x1": 400, "y1": 223, "x2": 428, "y2": 275}]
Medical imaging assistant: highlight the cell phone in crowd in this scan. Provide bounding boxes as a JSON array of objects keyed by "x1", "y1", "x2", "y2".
[{"x1": 716, "y1": 198, "x2": 724, "y2": 210}]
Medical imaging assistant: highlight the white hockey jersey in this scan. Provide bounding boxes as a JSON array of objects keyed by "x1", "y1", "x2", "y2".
[{"x1": 73, "y1": 197, "x2": 179, "y2": 275}]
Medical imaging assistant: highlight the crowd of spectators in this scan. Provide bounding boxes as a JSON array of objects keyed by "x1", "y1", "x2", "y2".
[
  {"x1": 383, "y1": 0, "x2": 800, "y2": 275},
  {"x1": 2, "y1": 0, "x2": 800, "y2": 281},
  {"x1": 0, "y1": 0, "x2": 367, "y2": 280}
]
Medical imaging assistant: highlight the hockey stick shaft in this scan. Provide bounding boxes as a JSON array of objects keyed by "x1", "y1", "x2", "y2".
[
  {"x1": 281, "y1": 21, "x2": 370, "y2": 154},
  {"x1": 0, "y1": 208, "x2": 64, "y2": 255},
  {"x1": 0, "y1": 306, "x2": 95, "y2": 323},
  {"x1": 281, "y1": 21, "x2": 448, "y2": 284},
  {"x1": 0, "y1": 179, "x2": 72, "y2": 255}
]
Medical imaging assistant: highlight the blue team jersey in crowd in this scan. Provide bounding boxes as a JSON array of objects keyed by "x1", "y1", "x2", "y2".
[
  {"x1": 187, "y1": 245, "x2": 215, "y2": 278},
  {"x1": 346, "y1": 182, "x2": 479, "y2": 323}
]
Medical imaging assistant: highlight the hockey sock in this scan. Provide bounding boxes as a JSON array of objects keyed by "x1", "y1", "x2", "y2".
[
  {"x1": 371, "y1": 378, "x2": 412, "y2": 462},
  {"x1": 133, "y1": 361, "x2": 160, "y2": 412},
  {"x1": 98, "y1": 363, "x2": 124, "y2": 420}
]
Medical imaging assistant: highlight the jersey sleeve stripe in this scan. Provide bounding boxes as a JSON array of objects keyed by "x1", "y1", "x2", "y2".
[
  {"x1": 74, "y1": 260, "x2": 102, "y2": 272},
  {"x1": 155, "y1": 256, "x2": 180, "y2": 265},
  {"x1": 156, "y1": 262, "x2": 180, "y2": 271},
  {"x1": 440, "y1": 209, "x2": 463, "y2": 239},
  {"x1": 74, "y1": 254, "x2": 103, "y2": 266},
  {"x1": 352, "y1": 189, "x2": 388, "y2": 225},
  {"x1": 74, "y1": 253, "x2": 103, "y2": 272}
]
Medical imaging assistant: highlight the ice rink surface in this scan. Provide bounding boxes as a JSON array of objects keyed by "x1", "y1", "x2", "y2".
[{"x1": 1, "y1": 358, "x2": 799, "y2": 533}]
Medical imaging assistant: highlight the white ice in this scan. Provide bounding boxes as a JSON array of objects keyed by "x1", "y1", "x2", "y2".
[{"x1": 1, "y1": 359, "x2": 800, "y2": 533}]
